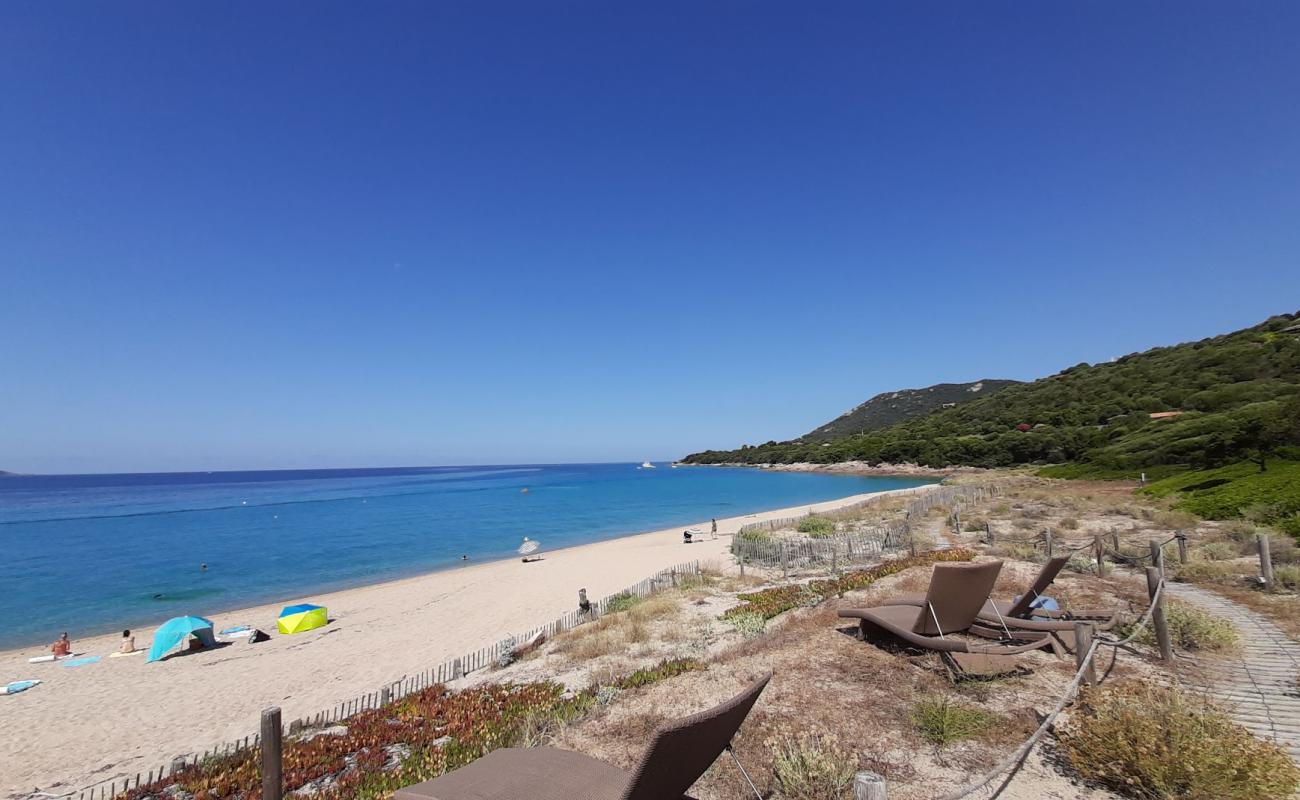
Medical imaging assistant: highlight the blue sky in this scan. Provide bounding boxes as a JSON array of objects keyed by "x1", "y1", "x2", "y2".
[{"x1": 2, "y1": 3, "x2": 1298, "y2": 473}]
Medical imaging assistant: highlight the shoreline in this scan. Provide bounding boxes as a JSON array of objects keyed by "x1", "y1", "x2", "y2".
[{"x1": 0, "y1": 484, "x2": 937, "y2": 797}]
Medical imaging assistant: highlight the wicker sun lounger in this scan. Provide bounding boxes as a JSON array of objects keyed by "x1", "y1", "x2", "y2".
[
  {"x1": 837, "y1": 561, "x2": 1059, "y2": 655},
  {"x1": 881, "y1": 557, "x2": 1118, "y2": 634},
  {"x1": 394, "y1": 672, "x2": 772, "y2": 800}
]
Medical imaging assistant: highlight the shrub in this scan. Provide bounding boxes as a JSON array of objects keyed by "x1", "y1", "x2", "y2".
[
  {"x1": 990, "y1": 542, "x2": 1045, "y2": 563},
  {"x1": 768, "y1": 732, "x2": 858, "y2": 800},
  {"x1": 1196, "y1": 541, "x2": 1237, "y2": 561},
  {"x1": 1175, "y1": 561, "x2": 1237, "y2": 585},
  {"x1": 1059, "y1": 681, "x2": 1300, "y2": 800},
  {"x1": 1122, "y1": 600, "x2": 1240, "y2": 651},
  {"x1": 726, "y1": 611, "x2": 767, "y2": 639},
  {"x1": 496, "y1": 635, "x2": 517, "y2": 668},
  {"x1": 911, "y1": 697, "x2": 993, "y2": 746},
  {"x1": 604, "y1": 592, "x2": 640, "y2": 613},
  {"x1": 963, "y1": 516, "x2": 987, "y2": 532},
  {"x1": 1064, "y1": 553, "x2": 1096, "y2": 574},
  {"x1": 1273, "y1": 564, "x2": 1300, "y2": 591},
  {"x1": 613, "y1": 658, "x2": 705, "y2": 689},
  {"x1": 797, "y1": 516, "x2": 837, "y2": 537},
  {"x1": 1262, "y1": 533, "x2": 1298, "y2": 564},
  {"x1": 1154, "y1": 510, "x2": 1199, "y2": 530},
  {"x1": 1059, "y1": 517, "x2": 1080, "y2": 530},
  {"x1": 737, "y1": 527, "x2": 772, "y2": 543}
]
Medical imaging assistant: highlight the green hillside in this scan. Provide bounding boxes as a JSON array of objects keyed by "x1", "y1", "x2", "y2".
[
  {"x1": 802, "y1": 379, "x2": 1021, "y2": 441},
  {"x1": 683, "y1": 313, "x2": 1300, "y2": 473}
]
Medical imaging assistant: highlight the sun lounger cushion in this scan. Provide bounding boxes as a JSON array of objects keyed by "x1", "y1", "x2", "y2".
[{"x1": 395, "y1": 747, "x2": 634, "y2": 800}]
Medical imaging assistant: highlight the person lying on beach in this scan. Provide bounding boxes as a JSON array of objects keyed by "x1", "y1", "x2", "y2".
[
  {"x1": 120, "y1": 629, "x2": 135, "y2": 653},
  {"x1": 51, "y1": 632, "x2": 71, "y2": 657}
]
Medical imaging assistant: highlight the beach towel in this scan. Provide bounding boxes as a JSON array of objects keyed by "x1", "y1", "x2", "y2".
[
  {"x1": 1028, "y1": 596, "x2": 1060, "y2": 620},
  {"x1": 27, "y1": 653, "x2": 79, "y2": 664},
  {"x1": 60, "y1": 656, "x2": 101, "y2": 668},
  {"x1": 1, "y1": 680, "x2": 41, "y2": 695},
  {"x1": 220, "y1": 625, "x2": 253, "y2": 638},
  {"x1": 109, "y1": 650, "x2": 143, "y2": 658}
]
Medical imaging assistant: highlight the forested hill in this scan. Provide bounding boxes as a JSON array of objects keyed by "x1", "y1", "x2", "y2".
[
  {"x1": 803, "y1": 380, "x2": 1021, "y2": 441},
  {"x1": 683, "y1": 313, "x2": 1300, "y2": 471}
]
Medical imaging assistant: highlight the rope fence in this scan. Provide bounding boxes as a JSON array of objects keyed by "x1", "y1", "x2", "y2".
[{"x1": 937, "y1": 573, "x2": 1169, "y2": 800}]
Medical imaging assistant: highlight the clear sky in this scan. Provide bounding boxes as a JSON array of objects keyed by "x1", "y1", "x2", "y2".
[{"x1": 2, "y1": 3, "x2": 1298, "y2": 474}]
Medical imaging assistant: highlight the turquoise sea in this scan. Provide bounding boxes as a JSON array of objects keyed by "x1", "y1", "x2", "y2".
[{"x1": 0, "y1": 464, "x2": 932, "y2": 648}]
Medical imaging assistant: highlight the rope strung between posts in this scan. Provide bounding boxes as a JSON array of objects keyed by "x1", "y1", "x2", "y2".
[{"x1": 936, "y1": 578, "x2": 1166, "y2": 800}]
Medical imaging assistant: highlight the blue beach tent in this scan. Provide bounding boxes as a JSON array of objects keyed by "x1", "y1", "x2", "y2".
[{"x1": 148, "y1": 616, "x2": 217, "y2": 663}]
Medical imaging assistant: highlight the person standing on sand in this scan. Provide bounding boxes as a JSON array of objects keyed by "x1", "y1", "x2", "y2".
[
  {"x1": 51, "y1": 632, "x2": 71, "y2": 657},
  {"x1": 711, "y1": 518, "x2": 718, "y2": 538}
]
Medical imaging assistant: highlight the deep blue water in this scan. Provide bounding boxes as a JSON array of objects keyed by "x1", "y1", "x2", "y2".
[{"x1": 0, "y1": 464, "x2": 931, "y2": 648}]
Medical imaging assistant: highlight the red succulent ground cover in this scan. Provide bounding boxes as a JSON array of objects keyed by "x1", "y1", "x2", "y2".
[
  {"x1": 722, "y1": 548, "x2": 976, "y2": 620},
  {"x1": 121, "y1": 682, "x2": 590, "y2": 800}
]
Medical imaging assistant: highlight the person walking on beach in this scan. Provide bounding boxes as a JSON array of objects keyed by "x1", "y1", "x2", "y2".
[
  {"x1": 120, "y1": 629, "x2": 135, "y2": 654},
  {"x1": 51, "y1": 632, "x2": 71, "y2": 657},
  {"x1": 711, "y1": 518, "x2": 718, "y2": 538}
]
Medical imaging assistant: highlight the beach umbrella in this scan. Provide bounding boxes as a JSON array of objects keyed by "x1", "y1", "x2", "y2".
[
  {"x1": 518, "y1": 537, "x2": 540, "y2": 556},
  {"x1": 147, "y1": 616, "x2": 216, "y2": 663},
  {"x1": 278, "y1": 603, "x2": 328, "y2": 634}
]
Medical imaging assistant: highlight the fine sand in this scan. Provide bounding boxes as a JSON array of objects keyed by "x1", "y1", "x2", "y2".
[{"x1": 0, "y1": 486, "x2": 934, "y2": 798}]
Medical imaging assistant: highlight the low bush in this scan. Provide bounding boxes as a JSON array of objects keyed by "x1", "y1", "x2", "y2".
[
  {"x1": 613, "y1": 657, "x2": 705, "y2": 689},
  {"x1": 910, "y1": 697, "x2": 994, "y2": 746},
  {"x1": 604, "y1": 592, "x2": 640, "y2": 613},
  {"x1": 1195, "y1": 541, "x2": 1238, "y2": 561},
  {"x1": 1273, "y1": 564, "x2": 1300, "y2": 591},
  {"x1": 1175, "y1": 561, "x2": 1238, "y2": 585},
  {"x1": 768, "y1": 732, "x2": 857, "y2": 800},
  {"x1": 1122, "y1": 600, "x2": 1240, "y2": 651},
  {"x1": 737, "y1": 527, "x2": 773, "y2": 543},
  {"x1": 990, "y1": 542, "x2": 1045, "y2": 563},
  {"x1": 1064, "y1": 553, "x2": 1096, "y2": 574},
  {"x1": 796, "y1": 516, "x2": 837, "y2": 537},
  {"x1": 1059, "y1": 681, "x2": 1300, "y2": 799},
  {"x1": 1059, "y1": 517, "x2": 1080, "y2": 530},
  {"x1": 726, "y1": 610, "x2": 767, "y2": 639}
]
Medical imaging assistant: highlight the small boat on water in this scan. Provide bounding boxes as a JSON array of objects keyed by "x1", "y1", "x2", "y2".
[{"x1": 640, "y1": 461, "x2": 656, "y2": 469}]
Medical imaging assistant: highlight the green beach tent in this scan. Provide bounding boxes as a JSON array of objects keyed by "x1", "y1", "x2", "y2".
[{"x1": 277, "y1": 603, "x2": 327, "y2": 634}]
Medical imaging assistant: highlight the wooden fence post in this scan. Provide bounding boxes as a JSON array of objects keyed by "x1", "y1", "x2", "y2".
[
  {"x1": 1093, "y1": 534, "x2": 1106, "y2": 576},
  {"x1": 380, "y1": 687, "x2": 391, "y2": 706},
  {"x1": 1074, "y1": 622, "x2": 1096, "y2": 686},
  {"x1": 738, "y1": 549, "x2": 745, "y2": 577},
  {"x1": 1148, "y1": 539, "x2": 1164, "y2": 576},
  {"x1": 853, "y1": 771, "x2": 888, "y2": 800},
  {"x1": 986, "y1": 520, "x2": 994, "y2": 545},
  {"x1": 1145, "y1": 567, "x2": 1173, "y2": 661},
  {"x1": 1258, "y1": 533, "x2": 1274, "y2": 589},
  {"x1": 453, "y1": 658, "x2": 463, "y2": 680},
  {"x1": 1176, "y1": 533, "x2": 1188, "y2": 565},
  {"x1": 781, "y1": 544, "x2": 788, "y2": 577},
  {"x1": 1045, "y1": 530, "x2": 1053, "y2": 559},
  {"x1": 261, "y1": 707, "x2": 283, "y2": 800}
]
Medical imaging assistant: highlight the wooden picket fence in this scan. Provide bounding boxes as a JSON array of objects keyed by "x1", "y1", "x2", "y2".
[
  {"x1": 71, "y1": 560, "x2": 701, "y2": 800},
  {"x1": 732, "y1": 483, "x2": 1000, "y2": 571}
]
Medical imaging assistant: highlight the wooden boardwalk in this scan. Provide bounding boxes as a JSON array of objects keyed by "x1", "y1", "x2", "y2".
[{"x1": 1166, "y1": 583, "x2": 1300, "y2": 765}]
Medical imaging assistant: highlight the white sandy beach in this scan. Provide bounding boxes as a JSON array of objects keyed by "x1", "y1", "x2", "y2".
[{"x1": 0, "y1": 486, "x2": 934, "y2": 798}]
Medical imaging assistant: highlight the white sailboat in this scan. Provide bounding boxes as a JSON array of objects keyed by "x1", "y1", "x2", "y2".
[{"x1": 640, "y1": 461, "x2": 656, "y2": 469}]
